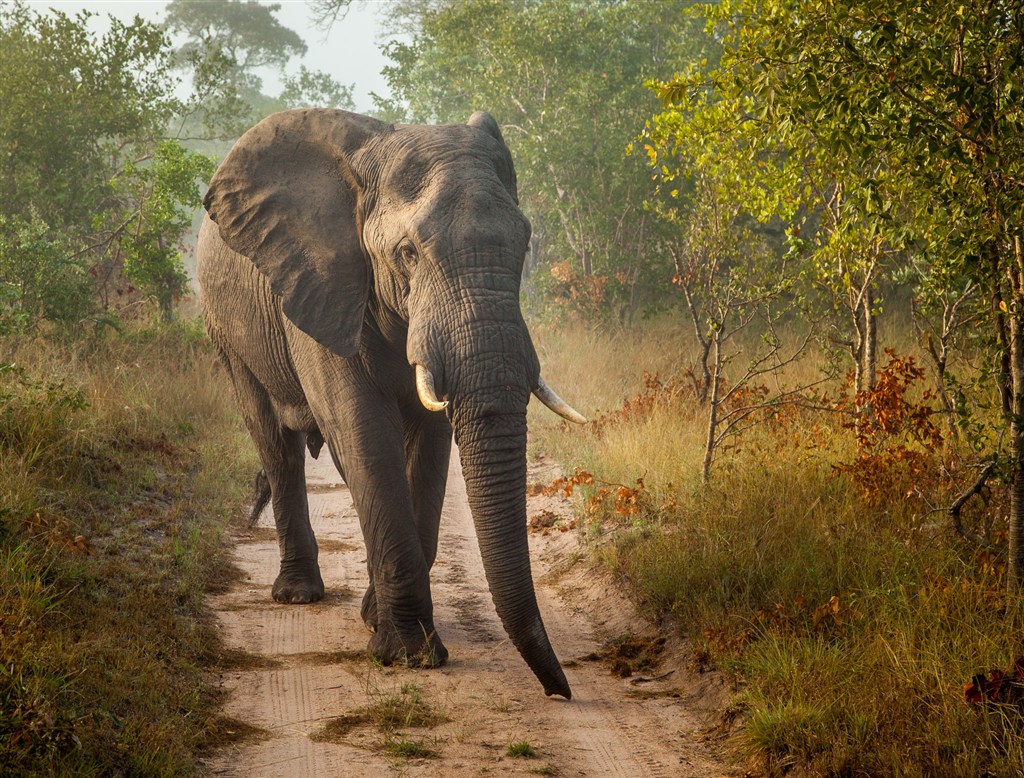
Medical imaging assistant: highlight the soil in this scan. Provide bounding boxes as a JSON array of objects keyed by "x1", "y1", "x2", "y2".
[{"x1": 201, "y1": 450, "x2": 733, "y2": 777}]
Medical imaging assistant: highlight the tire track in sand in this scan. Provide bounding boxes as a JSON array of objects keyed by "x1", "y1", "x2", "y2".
[{"x1": 202, "y1": 449, "x2": 732, "y2": 777}]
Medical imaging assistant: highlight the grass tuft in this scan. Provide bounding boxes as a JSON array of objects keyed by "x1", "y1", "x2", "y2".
[
  {"x1": 507, "y1": 740, "x2": 538, "y2": 758},
  {"x1": 385, "y1": 736, "x2": 440, "y2": 759},
  {"x1": 312, "y1": 681, "x2": 447, "y2": 761}
]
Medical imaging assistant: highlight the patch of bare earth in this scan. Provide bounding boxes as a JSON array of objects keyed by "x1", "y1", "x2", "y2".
[{"x1": 201, "y1": 449, "x2": 733, "y2": 776}]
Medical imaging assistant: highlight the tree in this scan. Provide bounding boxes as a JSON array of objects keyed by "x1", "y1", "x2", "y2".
[
  {"x1": 641, "y1": 70, "x2": 826, "y2": 481},
  {"x1": 164, "y1": 0, "x2": 306, "y2": 96},
  {"x1": 113, "y1": 141, "x2": 216, "y2": 320},
  {"x1": 164, "y1": 0, "x2": 354, "y2": 136},
  {"x1": 309, "y1": 0, "x2": 358, "y2": 30},
  {"x1": 654, "y1": 0, "x2": 1024, "y2": 589},
  {"x1": 0, "y1": 2, "x2": 216, "y2": 327},
  {"x1": 279, "y1": 65, "x2": 355, "y2": 110}
]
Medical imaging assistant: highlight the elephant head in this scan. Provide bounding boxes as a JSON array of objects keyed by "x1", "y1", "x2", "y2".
[{"x1": 203, "y1": 108, "x2": 583, "y2": 699}]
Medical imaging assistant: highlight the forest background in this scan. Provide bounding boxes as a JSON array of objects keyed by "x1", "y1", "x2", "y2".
[{"x1": 2, "y1": 1, "x2": 1023, "y2": 775}]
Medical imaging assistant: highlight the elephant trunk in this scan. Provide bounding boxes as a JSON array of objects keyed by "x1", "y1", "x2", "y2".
[{"x1": 454, "y1": 411, "x2": 571, "y2": 699}]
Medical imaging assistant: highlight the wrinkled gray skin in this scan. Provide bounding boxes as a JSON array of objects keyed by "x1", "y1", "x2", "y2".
[{"x1": 197, "y1": 108, "x2": 571, "y2": 699}]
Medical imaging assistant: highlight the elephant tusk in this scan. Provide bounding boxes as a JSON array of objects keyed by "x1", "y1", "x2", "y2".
[
  {"x1": 415, "y1": 364, "x2": 449, "y2": 412},
  {"x1": 533, "y1": 377, "x2": 587, "y2": 424}
]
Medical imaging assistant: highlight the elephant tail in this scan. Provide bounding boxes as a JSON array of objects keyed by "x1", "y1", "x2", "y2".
[{"x1": 248, "y1": 469, "x2": 272, "y2": 527}]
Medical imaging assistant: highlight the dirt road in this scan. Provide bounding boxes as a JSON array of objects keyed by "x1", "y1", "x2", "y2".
[{"x1": 203, "y1": 449, "x2": 730, "y2": 776}]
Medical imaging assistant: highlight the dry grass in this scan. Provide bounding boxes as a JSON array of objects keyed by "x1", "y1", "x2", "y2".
[
  {"x1": 0, "y1": 318, "x2": 257, "y2": 775},
  {"x1": 529, "y1": 313, "x2": 1024, "y2": 777}
]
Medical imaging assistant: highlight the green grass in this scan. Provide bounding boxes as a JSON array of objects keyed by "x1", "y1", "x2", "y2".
[
  {"x1": 366, "y1": 682, "x2": 447, "y2": 731},
  {"x1": 507, "y1": 741, "x2": 538, "y2": 758},
  {"x1": 530, "y1": 314, "x2": 1024, "y2": 777},
  {"x1": 384, "y1": 736, "x2": 440, "y2": 759},
  {"x1": 0, "y1": 318, "x2": 257, "y2": 775}
]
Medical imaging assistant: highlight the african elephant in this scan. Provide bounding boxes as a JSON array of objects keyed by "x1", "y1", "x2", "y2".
[{"x1": 197, "y1": 108, "x2": 585, "y2": 699}]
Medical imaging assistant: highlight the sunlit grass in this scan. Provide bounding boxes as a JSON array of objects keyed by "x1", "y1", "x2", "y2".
[
  {"x1": 0, "y1": 317, "x2": 257, "y2": 774},
  {"x1": 528, "y1": 312, "x2": 1022, "y2": 776}
]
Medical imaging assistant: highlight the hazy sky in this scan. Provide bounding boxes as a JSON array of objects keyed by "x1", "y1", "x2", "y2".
[{"x1": 25, "y1": 0, "x2": 398, "y2": 111}]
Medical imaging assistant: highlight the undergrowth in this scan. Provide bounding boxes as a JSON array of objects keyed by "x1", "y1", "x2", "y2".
[
  {"x1": 0, "y1": 318, "x2": 256, "y2": 775},
  {"x1": 530, "y1": 316, "x2": 1024, "y2": 777}
]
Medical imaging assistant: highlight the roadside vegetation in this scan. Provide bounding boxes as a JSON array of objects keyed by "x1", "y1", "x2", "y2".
[
  {"x1": 0, "y1": 320, "x2": 258, "y2": 774},
  {"x1": 0, "y1": 2, "x2": 345, "y2": 773},
  {"x1": 532, "y1": 319, "x2": 1024, "y2": 776}
]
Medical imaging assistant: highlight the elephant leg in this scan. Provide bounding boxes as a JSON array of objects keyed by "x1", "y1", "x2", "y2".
[
  {"x1": 320, "y1": 404, "x2": 446, "y2": 666},
  {"x1": 222, "y1": 353, "x2": 324, "y2": 604},
  {"x1": 361, "y1": 407, "x2": 451, "y2": 633}
]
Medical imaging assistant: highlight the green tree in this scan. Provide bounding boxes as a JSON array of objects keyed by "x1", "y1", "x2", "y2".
[
  {"x1": 279, "y1": 65, "x2": 355, "y2": 110},
  {"x1": 114, "y1": 141, "x2": 217, "y2": 320},
  {"x1": 165, "y1": 0, "x2": 306, "y2": 96},
  {"x1": 0, "y1": 2, "x2": 216, "y2": 327},
  {"x1": 651, "y1": 0, "x2": 1024, "y2": 588},
  {"x1": 165, "y1": 0, "x2": 354, "y2": 135}
]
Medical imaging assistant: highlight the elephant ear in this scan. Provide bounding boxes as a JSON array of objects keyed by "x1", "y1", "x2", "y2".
[
  {"x1": 467, "y1": 110, "x2": 518, "y2": 203},
  {"x1": 204, "y1": 109, "x2": 391, "y2": 358}
]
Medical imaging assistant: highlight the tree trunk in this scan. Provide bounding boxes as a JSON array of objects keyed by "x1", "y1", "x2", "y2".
[
  {"x1": 863, "y1": 286, "x2": 877, "y2": 392},
  {"x1": 852, "y1": 304, "x2": 866, "y2": 394},
  {"x1": 992, "y1": 243, "x2": 1012, "y2": 417},
  {"x1": 627, "y1": 215, "x2": 646, "y2": 329},
  {"x1": 1008, "y1": 238, "x2": 1024, "y2": 593},
  {"x1": 702, "y1": 329, "x2": 723, "y2": 483}
]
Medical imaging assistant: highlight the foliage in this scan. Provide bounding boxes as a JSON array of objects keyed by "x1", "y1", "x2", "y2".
[
  {"x1": 165, "y1": 0, "x2": 355, "y2": 135},
  {"x1": 111, "y1": 140, "x2": 217, "y2": 319},
  {"x1": 0, "y1": 2, "x2": 216, "y2": 328},
  {"x1": 654, "y1": 0, "x2": 1024, "y2": 585},
  {"x1": 164, "y1": 0, "x2": 307, "y2": 96},
  {"x1": 0, "y1": 213, "x2": 90, "y2": 332},
  {"x1": 965, "y1": 657, "x2": 1024, "y2": 707},
  {"x1": 381, "y1": 0, "x2": 712, "y2": 320},
  {"x1": 279, "y1": 64, "x2": 356, "y2": 110},
  {"x1": 834, "y1": 350, "x2": 946, "y2": 505}
]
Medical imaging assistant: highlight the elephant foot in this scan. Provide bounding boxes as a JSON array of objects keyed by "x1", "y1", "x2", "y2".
[
  {"x1": 368, "y1": 622, "x2": 448, "y2": 668},
  {"x1": 271, "y1": 569, "x2": 325, "y2": 604},
  {"x1": 361, "y1": 586, "x2": 378, "y2": 633}
]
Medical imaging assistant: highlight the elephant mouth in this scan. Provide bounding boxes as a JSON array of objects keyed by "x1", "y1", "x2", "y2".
[{"x1": 413, "y1": 364, "x2": 586, "y2": 424}]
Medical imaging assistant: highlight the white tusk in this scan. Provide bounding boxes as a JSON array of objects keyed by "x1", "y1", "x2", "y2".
[
  {"x1": 415, "y1": 364, "x2": 448, "y2": 412},
  {"x1": 533, "y1": 377, "x2": 587, "y2": 424}
]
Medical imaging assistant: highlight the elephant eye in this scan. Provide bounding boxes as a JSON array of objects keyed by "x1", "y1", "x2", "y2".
[{"x1": 397, "y1": 241, "x2": 418, "y2": 266}]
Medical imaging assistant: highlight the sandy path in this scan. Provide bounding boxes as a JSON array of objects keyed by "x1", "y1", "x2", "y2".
[{"x1": 203, "y1": 449, "x2": 730, "y2": 776}]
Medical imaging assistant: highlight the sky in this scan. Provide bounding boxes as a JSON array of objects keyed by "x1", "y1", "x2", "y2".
[{"x1": 25, "y1": 0, "x2": 398, "y2": 112}]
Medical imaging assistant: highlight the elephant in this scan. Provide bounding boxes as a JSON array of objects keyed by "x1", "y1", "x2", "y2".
[{"x1": 197, "y1": 108, "x2": 586, "y2": 699}]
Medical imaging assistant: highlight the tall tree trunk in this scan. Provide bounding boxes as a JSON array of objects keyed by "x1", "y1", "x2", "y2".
[
  {"x1": 852, "y1": 301, "x2": 866, "y2": 394},
  {"x1": 992, "y1": 243, "x2": 1012, "y2": 417},
  {"x1": 1008, "y1": 237, "x2": 1024, "y2": 593},
  {"x1": 863, "y1": 285, "x2": 877, "y2": 392},
  {"x1": 627, "y1": 215, "x2": 646, "y2": 328},
  {"x1": 702, "y1": 328, "x2": 723, "y2": 483}
]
